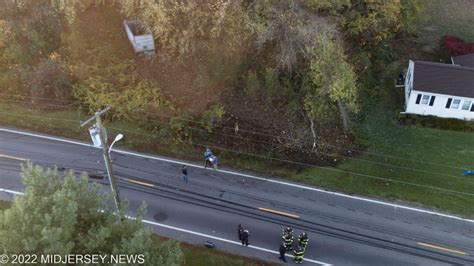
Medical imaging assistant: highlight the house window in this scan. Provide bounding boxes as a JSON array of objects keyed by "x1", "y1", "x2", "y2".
[
  {"x1": 415, "y1": 94, "x2": 434, "y2": 106},
  {"x1": 462, "y1": 100, "x2": 471, "y2": 110},
  {"x1": 446, "y1": 98, "x2": 452, "y2": 108},
  {"x1": 421, "y1": 95, "x2": 430, "y2": 104},
  {"x1": 429, "y1": 96, "x2": 436, "y2": 106},
  {"x1": 415, "y1": 94, "x2": 422, "y2": 104},
  {"x1": 451, "y1": 99, "x2": 461, "y2": 109}
]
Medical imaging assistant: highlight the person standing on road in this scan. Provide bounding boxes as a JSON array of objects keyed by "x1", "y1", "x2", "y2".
[
  {"x1": 279, "y1": 242, "x2": 287, "y2": 262},
  {"x1": 283, "y1": 231, "x2": 294, "y2": 250},
  {"x1": 181, "y1": 165, "x2": 188, "y2": 183},
  {"x1": 204, "y1": 148, "x2": 213, "y2": 168},
  {"x1": 241, "y1": 229, "x2": 250, "y2": 246},
  {"x1": 298, "y1": 232, "x2": 309, "y2": 250},
  {"x1": 293, "y1": 245, "x2": 305, "y2": 264},
  {"x1": 238, "y1": 224, "x2": 244, "y2": 240}
]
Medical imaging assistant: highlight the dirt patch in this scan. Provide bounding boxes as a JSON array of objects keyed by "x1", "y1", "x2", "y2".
[{"x1": 135, "y1": 56, "x2": 225, "y2": 115}]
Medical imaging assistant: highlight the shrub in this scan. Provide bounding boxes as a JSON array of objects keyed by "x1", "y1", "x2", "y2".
[
  {"x1": 443, "y1": 35, "x2": 474, "y2": 56},
  {"x1": 72, "y1": 60, "x2": 170, "y2": 120},
  {"x1": 399, "y1": 113, "x2": 474, "y2": 132},
  {"x1": 29, "y1": 54, "x2": 74, "y2": 106},
  {"x1": 201, "y1": 104, "x2": 225, "y2": 132}
]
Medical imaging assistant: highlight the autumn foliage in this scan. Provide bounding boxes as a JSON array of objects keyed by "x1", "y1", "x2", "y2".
[{"x1": 443, "y1": 35, "x2": 474, "y2": 56}]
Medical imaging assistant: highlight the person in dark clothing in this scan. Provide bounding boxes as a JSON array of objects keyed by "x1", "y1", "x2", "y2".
[
  {"x1": 237, "y1": 224, "x2": 243, "y2": 240},
  {"x1": 241, "y1": 229, "x2": 250, "y2": 246},
  {"x1": 181, "y1": 165, "x2": 188, "y2": 183},
  {"x1": 279, "y1": 242, "x2": 287, "y2": 262}
]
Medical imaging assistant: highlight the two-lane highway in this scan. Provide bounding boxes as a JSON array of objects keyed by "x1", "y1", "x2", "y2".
[{"x1": 0, "y1": 128, "x2": 473, "y2": 265}]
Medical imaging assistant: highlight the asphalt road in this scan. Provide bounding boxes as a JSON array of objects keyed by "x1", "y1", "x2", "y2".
[{"x1": 0, "y1": 128, "x2": 473, "y2": 265}]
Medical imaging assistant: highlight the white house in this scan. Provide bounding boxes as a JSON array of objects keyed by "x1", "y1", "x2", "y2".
[{"x1": 403, "y1": 57, "x2": 474, "y2": 121}]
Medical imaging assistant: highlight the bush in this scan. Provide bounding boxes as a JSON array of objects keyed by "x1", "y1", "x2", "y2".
[
  {"x1": 29, "y1": 54, "x2": 74, "y2": 106},
  {"x1": 72, "y1": 60, "x2": 170, "y2": 120},
  {"x1": 201, "y1": 104, "x2": 225, "y2": 133},
  {"x1": 443, "y1": 35, "x2": 474, "y2": 56},
  {"x1": 399, "y1": 113, "x2": 474, "y2": 132}
]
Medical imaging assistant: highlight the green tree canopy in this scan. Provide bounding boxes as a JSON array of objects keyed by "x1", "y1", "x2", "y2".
[{"x1": 0, "y1": 163, "x2": 183, "y2": 265}]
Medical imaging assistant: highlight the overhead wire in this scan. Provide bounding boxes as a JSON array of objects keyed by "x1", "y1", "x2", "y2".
[
  {"x1": 2, "y1": 124, "x2": 474, "y2": 197},
  {"x1": 1, "y1": 97, "x2": 467, "y2": 171},
  {"x1": 102, "y1": 125, "x2": 474, "y2": 196},
  {"x1": 110, "y1": 117, "x2": 463, "y2": 179},
  {"x1": 2, "y1": 100, "x2": 471, "y2": 188}
]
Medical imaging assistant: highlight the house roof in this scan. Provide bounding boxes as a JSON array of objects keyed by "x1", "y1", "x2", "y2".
[
  {"x1": 413, "y1": 60, "x2": 474, "y2": 98},
  {"x1": 452, "y1": 53, "x2": 474, "y2": 68}
]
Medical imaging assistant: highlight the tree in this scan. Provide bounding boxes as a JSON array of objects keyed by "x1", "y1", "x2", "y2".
[
  {"x1": 0, "y1": 163, "x2": 183, "y2": 265},
  {"x1": 304, "y1": 33, "x2": 359, "y2": 133},
  {"x1": 340, "y1": 0, "x2": 424, "y2": 46}
]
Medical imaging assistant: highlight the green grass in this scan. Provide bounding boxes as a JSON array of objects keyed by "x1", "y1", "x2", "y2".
[
  {"x1": 180, "y1": 242, "x2": 271, "y2": 266},
  {"x1": 296, "y1": 96, "x2": 474, "y2": 217},
  {"x1": 0, "y1": 201, "x2": 11, "y2": 210}
]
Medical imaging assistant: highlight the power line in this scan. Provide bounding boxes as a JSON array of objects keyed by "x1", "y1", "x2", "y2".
[
  {"x1": 103, "y1": 125, "x2": 474, "y2": 196},
  {"x1": 0, "y1": 111, "x2": 82, "y2": 123},
  {"x1": 106, "y1": 122, "x2": 465, "y2": 181},
  {"x1": 1, "y1": 104, "x2": 463, "y2": 184},
  {"x1": 1, "y1": 117, "x2": 472, "y2": 196},
  {"x1": 1, "y1": 97, "x2": 468, "y2": 171},
  {"x1": 124, "y1": 113, "x2": 469, "y2": 171},
  {"x1": 0, "y1": 93, "x2": 78, "y2": 104},
  {"x1": 0, "y1": 103, "x2": 468, "y2": 185}
]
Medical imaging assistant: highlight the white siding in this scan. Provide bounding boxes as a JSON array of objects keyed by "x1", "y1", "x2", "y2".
[
  {"x1": 404, "y1": 60, "x2": 415, "y2": 109},
  {"x1": 405, "y1": 90, "x2": 474, "y2": 120}
]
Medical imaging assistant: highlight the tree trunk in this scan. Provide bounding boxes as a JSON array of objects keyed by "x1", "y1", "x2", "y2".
[
  {"x1": 337, "y1": 99, "x2": 350, "y2": 131},
  {"x1": 309, "y1": 119, "x2": 317, "y2": 150}
]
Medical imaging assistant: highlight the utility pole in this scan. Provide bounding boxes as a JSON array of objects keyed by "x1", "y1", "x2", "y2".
[{"x1": 80, "y1": 106, "x2": 121, "y2": 211}]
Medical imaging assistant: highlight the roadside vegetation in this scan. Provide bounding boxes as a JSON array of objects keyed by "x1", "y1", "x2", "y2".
[{"x1": 1, "y1": 0, "x2": 474, "y2": 218}]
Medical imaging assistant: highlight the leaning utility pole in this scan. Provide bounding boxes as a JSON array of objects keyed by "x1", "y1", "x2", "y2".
[{"x1": 80, "y1": 106, "x2": 121, "y2": 211}]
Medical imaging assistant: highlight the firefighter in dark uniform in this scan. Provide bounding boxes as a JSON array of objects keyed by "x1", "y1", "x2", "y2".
[
  {"x1": 237, "y1": 224, "x2": 243, "y2": 240},
  {"x1": 283, "y1": 232, "x2": 293, "y2": 250},
  {"x1": 278, "y1": 242, "x2": 287, "y2": 262},
  {"x1": 294, "y1": 245, "x2": 305, "y2": 264},
  {"x1": 298, "y1": 232, "x2": 309, "y2": 250},
  {"x1": 282, "y1": 227, "x2": 294, "y2": 250},
  {"x1": 282, "y1": 227, "x2": 293, "y2": 238}
]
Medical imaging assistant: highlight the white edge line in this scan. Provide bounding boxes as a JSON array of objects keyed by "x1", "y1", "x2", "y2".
[
  {"x1": 137, "y1": 218, "x2": 331, "y2": 265},
  {"x1": 1, "y1": 127, "x2": 474, "y2": 224},
  {"x1": 0, "y1": 188, "x2": 330, "y2": 266},
  {"x1": 0, "y1": 188, "x2": 24, "y2": 195}
]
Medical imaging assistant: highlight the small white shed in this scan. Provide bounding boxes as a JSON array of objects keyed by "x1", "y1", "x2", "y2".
[{"x1": 123, "y1": 20, "x2": 155, "y2": 54}]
